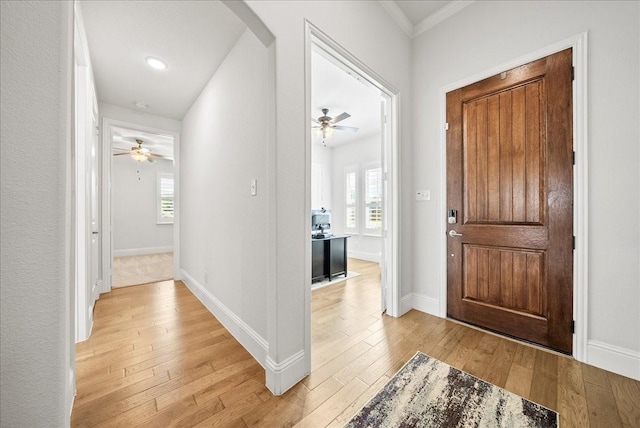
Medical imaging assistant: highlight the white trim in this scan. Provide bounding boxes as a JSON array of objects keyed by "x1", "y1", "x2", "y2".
[
  {"x1": 377, "y1": 0, "x2": 413, "y2": 38},
  {"x1": 265, "y1": 351, "x2": 308, "y2": 395},
  {"x1": 413, "y1": 1, "x2": 475, "y2": 38},
  {"x1": 181, "y1": 269, "x2": 269, "y2": 367},
  {"x1": 67, "y1": 368, "x2": 75, "y2": 425},
  {"x1": 587, "y1": 340, "x2": 640, "y2": 381},
  {"x1": 113, "y1": 246, "x2": 174, "y2": 257},
  {"x1": 348, "y1": 250, "x2": 380, "y2": 263},
  {"x1": 411, "y1": 293, "x2": 440, "y2": 317},
  {"x1": 401, "y1": 293, "x2": 439, "y2": 317},
  {"x1": 306, "y1": 21, "x2": 402, "y2": 320},
  {"x1": 437, "y1": 33, "x2": 589, "y2": 360},
  {"x1": 400, "y1": 294, "x2": 413, "y2": 316},
  {"x1": 378, "y1": 0, "x2": 475, "y2": 39}
]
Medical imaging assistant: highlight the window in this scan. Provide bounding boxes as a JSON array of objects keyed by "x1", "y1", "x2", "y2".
[
  {"x1": 345, "y1": 168, "x2": 357, "y2": 231},
  {"x1": 343, "y1": 164, "x2": 382, "y2": 236},
  {"x1": 364, "y1": 166, "x2": 382, "y2": 233},
  {"x1": 157, "y1": 172, "x2": 174, "y2": 224}
]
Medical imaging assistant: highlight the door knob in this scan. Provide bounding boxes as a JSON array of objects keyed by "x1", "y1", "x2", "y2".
[{"x1": 448, "y1": 230, "x2": 463, "y2": 237}]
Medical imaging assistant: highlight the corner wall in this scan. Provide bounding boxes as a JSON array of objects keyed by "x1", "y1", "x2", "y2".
[
  {"x1": 411, "y1": 0, "x2": 640, "y2": 379},
  {"x1": 180, "y1": 28, "x2": 270, "y2": 363},
  {"x1": 247, "y1": 0, "x2": 413, "y2": 392}
]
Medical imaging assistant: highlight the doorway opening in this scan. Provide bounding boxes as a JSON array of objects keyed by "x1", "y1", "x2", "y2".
[
  {"x1": 102, "y1": 119, "x2": 181, "y2": 293},
  {"x1": 305, "y1": 22, "x2": 401, "y2": 370}
]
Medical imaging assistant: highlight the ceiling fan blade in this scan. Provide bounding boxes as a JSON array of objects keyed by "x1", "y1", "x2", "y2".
[
  {"x1": 331, "y1": 112, "x2": 351, "y2": 124},
  {"x1": 333, "y1": 125, "x2": 359, "y2": 133},
  {"x1": 149, "y1": 153, "x2": 167, "y2": 158},
  {"x1": 311, "y1": 117, "x2": 319, "y2": 123},
  {"x1": 113, "y1": 152, "x2": 130, "y2": 156}
]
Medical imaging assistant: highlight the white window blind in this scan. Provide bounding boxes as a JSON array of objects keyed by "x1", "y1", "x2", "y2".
[
  {"x1": 157, "y1": 172, "x2": 174, "y2": 224},
  {"x1": 345, "y1": 168, "x2": 357, "y2": 231},
  {"x1": 364, "y1": 167, "x2": 382, "y2": 232}
]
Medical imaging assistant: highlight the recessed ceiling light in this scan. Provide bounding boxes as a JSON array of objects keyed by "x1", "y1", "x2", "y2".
[{"x1": 146, "y1": 56, "x2": 167, "y2": 70}]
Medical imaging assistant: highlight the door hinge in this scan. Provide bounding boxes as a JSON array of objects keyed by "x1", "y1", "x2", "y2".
[
  {"x1": 572, "y1": 236, "x2": 576, "y2": 250},
  {"x1": 572, "y1": 151, "x2": 576, "y2": 165},
  {"x1": 571, "y1": 320, "x2": 575, "y2": 334},
  {"x1": 445, "y1": 122, "x2": 449, "y2": 131},
  {"x1": 571, "y1": 66, "x2": 575, "y2": 81},
  {"x1": 95, "y1": 125, "x2": 100, "y2": 136}
]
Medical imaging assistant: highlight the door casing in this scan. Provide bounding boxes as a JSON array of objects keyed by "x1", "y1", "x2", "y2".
[
  {"x1": 304, "y1": 20, "x2": 402, "y2": 371},
  {"x1": 438, "y1": 32, "x2": 589, "y2": 361}
]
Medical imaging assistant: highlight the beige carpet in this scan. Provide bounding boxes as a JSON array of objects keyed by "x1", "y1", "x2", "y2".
[{"x1": 112, "y1": 252, "x2": 174, "y2": 288}]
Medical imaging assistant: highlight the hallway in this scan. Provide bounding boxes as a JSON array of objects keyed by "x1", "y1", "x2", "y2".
[{"x1": 72, "y1": 259, "x2": 639, "y2": 427}]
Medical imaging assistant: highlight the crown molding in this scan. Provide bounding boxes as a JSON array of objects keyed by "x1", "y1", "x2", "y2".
[
  {"x1": 378, "y1": 0, "x2": 414, "y2": 38},
  {"x1": 414, "y1": 1, "x2": 475, "y2": 38},
  {"x1": 379, "y1": 0, "x2": 475, "y2": 39}
]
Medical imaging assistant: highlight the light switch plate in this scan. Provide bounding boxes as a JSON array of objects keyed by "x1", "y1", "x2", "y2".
[{"x1": 416, "y1": 189, "x2": 431, "y2": 201}]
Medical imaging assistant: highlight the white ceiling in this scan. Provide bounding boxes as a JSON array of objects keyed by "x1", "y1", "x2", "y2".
[
  {"x1": 79, "y1": 0, "x2": 461, "y2": 147},
  {"x1": 311, "y1": 50, "x2": 382, "y2": 148},
  {"x1": 79, "y1": 0, "x2": 246, "y2": 120},
  {"x1": 394, "y1": 0, "x2": 453, "y2": 25}
]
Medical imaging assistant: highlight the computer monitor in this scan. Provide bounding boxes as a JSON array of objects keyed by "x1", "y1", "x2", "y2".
[{"x1": 311, "y1": 209, "x2": 331, "y2": 235}]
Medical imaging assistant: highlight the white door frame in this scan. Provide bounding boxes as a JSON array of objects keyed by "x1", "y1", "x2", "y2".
[
  {"x1": 73, "y1": 5, "x2": 100, "y2": 341},
  {"x1": 101, "y1": 119, "x2": 181, "y2": 293},
  {"x1": 304, "y1": 20, "x2": 402, "y2": 364},
  {"x1": 438, "y1": 32, "x2": 589, "y2": 361}
]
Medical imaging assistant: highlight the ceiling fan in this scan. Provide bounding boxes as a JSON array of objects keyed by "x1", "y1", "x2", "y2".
[
  {"x1": 113, "y1": 138, "x2": 166, "y2": 162},
  {"x1": 312, "y1": 108, "x2": 359, "y2": 139}
]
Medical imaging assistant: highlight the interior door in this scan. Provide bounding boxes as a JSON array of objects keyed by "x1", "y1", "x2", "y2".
[
  {"x1": 446, "y1": 49, "x2": 573, "y2": 353},
  {"x1": 89, "y1": 103, "x2": 101, "y2": 304}
]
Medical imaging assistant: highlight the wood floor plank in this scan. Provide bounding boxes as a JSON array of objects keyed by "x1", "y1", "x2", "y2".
[
  {"x1": 557, "y1": 357, "x2": 590, "y2": 428},
  {"x1": 607, "y1": 371, "x2": 640, "y2": 427},
  {"x1": 72, "y1": 261, "x2": 640, "y2": 427}
]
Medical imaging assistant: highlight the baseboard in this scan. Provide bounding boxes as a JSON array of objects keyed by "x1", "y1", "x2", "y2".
[
  {"x1": 400, "y1": 294, "x2": 413, "y2": 316},
  {"x1": 347, "y1": 250, "x2": 381, "y2": 263},
  {"x1": 66, "y1": 368, "x2": 75, "y2": 426},
  {"x1": 587, "y1": 340, "x2": 640, "y2": 380},
  {"x1": 402, "y1": 293, "x2": 440, "y2": 317},
  {"x1": 113, "y1": 246, "x2": 173, "y2": 257},
  {"x1": 265, "y1": 350, "x2": 308, "y2": 395},
  {"x1": 180, "y1": 269, "x2": 268, "y2": 368}
]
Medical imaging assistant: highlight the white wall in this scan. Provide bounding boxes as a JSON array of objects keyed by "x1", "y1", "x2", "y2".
[
  {"x1": 0, "y1": 1, "x2": 75, "y2": 426},
  {"x1": 311, "y1": 143, "x2": 333, "y2": 210},
  {"x1": 181, "y1": 28, "x2": 269, "y2": 349},
  {"x1": 332, "y1": 136, "x2": 382, "y2": 262},
  {"x1": 412, "y1": 0, "x2": 640, "y2": 378},
  {"x1": 112, "y1": 157, "x2": 173, "y2": 256},
  {"x1": 99, "y1": 102, "x2": 181, "y2": 134},
  {"x1": 247, "y1": 0, "x2": 412, "y2": 392}
]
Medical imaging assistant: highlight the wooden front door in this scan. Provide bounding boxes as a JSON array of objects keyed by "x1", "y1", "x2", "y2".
[{"x1": 446, "y1": 49, "x2": 574, "y2": 354}]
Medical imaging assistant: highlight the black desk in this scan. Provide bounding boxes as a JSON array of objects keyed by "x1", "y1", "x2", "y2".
[{"x1": 312, "y1": 235, "x2": 348, "y2": 282}]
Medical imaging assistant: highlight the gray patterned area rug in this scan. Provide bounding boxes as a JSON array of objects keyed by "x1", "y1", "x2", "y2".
[{"x1": 346, "y1": 352, "x2": 558, "y2": 428}]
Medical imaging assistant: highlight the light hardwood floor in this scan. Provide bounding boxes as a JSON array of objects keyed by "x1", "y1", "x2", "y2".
[{"x1": 72, "y1": 258, "x2": 640, "y2": 427}]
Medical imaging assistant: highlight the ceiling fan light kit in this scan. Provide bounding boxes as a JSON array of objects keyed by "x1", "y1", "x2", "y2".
[
  {"x1": 312, "y1": 108, "x2": 359, "y2": 143},
  {"x1": 113, "y1": 138, "x2": 164, "y2": 163}
]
